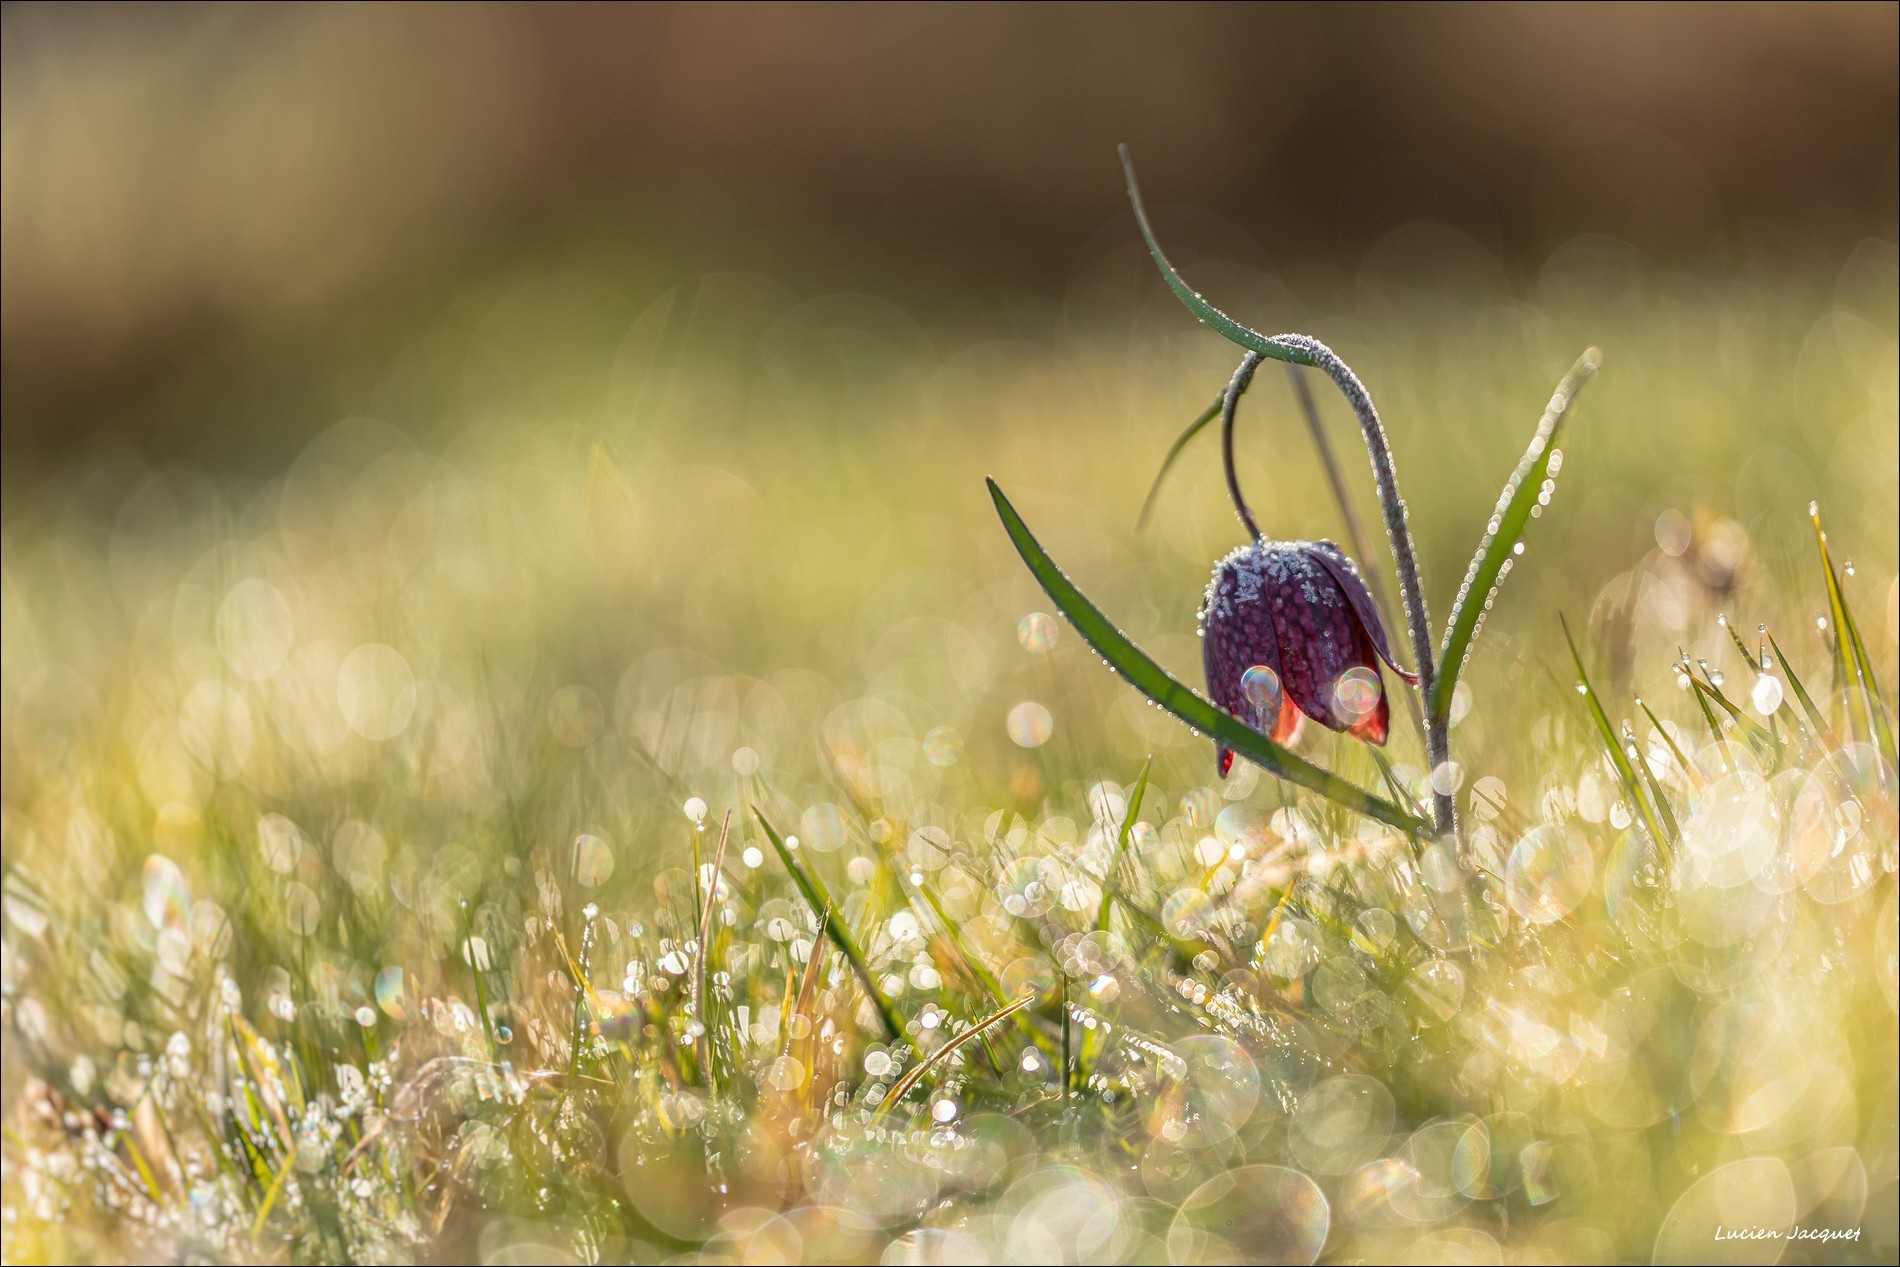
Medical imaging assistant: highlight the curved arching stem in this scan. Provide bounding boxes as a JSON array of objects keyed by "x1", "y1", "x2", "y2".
[
  {"x1": 1120, "y1": 145, "x2": 1453, "y2": 835},
  {"x1": 1221, "y1": 352, "x2": 1265, "y2": 541},
  {"x1": 1283, "y1": 335, "x2": 1450, "y2": 834}
]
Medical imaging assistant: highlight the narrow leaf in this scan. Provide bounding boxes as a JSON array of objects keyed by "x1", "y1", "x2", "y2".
[
  {"x1": 988, "y1": 478, "x2": 1430, "y2": 834},
  {"x1": 1136, "y1": 396, "x2": 1222, "y2": 532},
  {"x1": 1435, "y1": 351, "x2": 1599, "y2": 720}
]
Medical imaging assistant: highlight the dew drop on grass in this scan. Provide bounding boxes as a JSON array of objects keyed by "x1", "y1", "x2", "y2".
[
  {"x1": 683, "y1": 797, "x2": 708, "y2": 823},
  {"x1": 1751, "y1": 676, "x2": 1784, "y2": 715},
  {"x1": 742, "y1": 846, "x2": 763, "y2": 869}
]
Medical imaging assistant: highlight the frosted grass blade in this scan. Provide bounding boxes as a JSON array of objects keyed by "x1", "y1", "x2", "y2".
[{"x1": 1435, "y1": 351, "x2": 1599, "y2": 720}]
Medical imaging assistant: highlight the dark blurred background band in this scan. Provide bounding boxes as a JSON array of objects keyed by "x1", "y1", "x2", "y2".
[{"x1": 3, "y1": 2, "x2": 1895, "y2": 462}]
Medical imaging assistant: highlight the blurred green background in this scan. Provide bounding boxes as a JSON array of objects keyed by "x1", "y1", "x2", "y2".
[{"x1": 4, "y1": 0, "x2": 1896, "y2": 838}]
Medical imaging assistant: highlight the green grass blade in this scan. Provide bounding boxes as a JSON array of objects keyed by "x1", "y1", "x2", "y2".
[
  {"x1": 1135, "y1": 396, "x2": 1222, "y2": 532},
  {"x1": 1768, "y1": 631, "x2": 1832, "y2": 744},
  {"x1": 1811, "y1": 508, "x2": 1871, "y2": 746},
  {"x1": 1119, "y1": 146, "x2": 1311, "y2": 367},
  {"x1": 988, "y1": 478, "x2": 1430, "y2": 835},
  {"x1": 1720, "y1": 616, "x2": 1758, "y2": 671},
  {"x1": 1689, "y1": 673, "x2": 1781, "y2": 758},
  {"x1": 1434, "y1": 351, "x2": 1599, "y2": 720},
  {"x1": 1637, "y1": 696, "x2": 1701, "y2": 790},
  {"x1": 753, "y1": 808, "x2": 915, "y2": 1055},
  {"x1": 1626, "y1": 724, "x2": 1681, "y2": 842},
  {"x1": 1095, "y1": 757, "x2": 1152, "y2": 932},
  {"x1": 1562, "y1": 616, "x2": 1668, "y2": 851},
  {"x1": 1812, "y1": 508, "x2": 1897, "y2": 765},
  {"x1": 874, "y1": 992, "x2": 1037, "y2": 1121}
]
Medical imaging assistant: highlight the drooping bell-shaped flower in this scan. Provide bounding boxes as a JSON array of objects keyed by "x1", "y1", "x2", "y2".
[{"x1": 1200, "y1": 538, "x2": 1419, "y2": 776}]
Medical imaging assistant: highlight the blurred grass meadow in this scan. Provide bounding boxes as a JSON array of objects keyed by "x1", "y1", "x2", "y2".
[{"x1": 3, "y1": 6, "x2": 1899, "y2": 1266}]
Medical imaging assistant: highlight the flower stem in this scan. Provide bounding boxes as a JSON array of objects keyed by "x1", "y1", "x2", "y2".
[
  {"x1": 1282, "y1": 334, "x2": 1452, "y2": 835},
  {"x1": 1284, "y1": 362, "x2": 1425, "y2": 747},
  {"x1": 1221, "y1": 352, "x2": 1264, "y2": 541}
]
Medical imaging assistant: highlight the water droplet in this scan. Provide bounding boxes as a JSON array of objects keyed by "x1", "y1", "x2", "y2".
[
  {"x1": 1750, "y1": 676, "x2": 1783, "y2": 716},
  {"x1": 1006, "y1": 701, "x2": 1053, "y2": 747},
  {"x1": 1332, "y1": 667, "x2": 1382, "y2": 722},
  {"x1": 683, "y1": 797, "x2": 708, "y2": 823},
  {"x1": 1240, "y1": 665, "x2": 1283, "y2": 726},
  {"x1": 1018, "y1": 612, "x2": 1059, "y2": 653},
  {"x1": 572, "y1": 835, "x2": 614, "y2": 887}
]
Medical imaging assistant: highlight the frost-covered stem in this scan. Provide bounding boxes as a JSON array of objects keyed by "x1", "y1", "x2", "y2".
[
  {"x1": 1278, "y1": 334, "x2": 1452, "y2": 836},
  {"x1": 1221, "y1": 352, "x2": 1265, "y2": 541}
]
